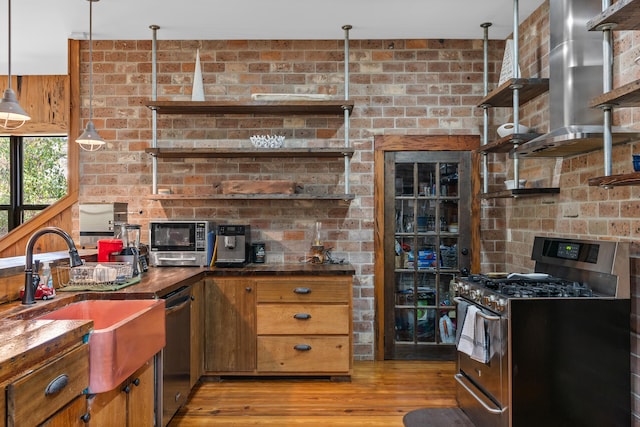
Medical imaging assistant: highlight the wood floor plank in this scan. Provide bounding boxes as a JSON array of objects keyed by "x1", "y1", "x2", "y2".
[{"x1": 169, "y1": 360, "x2": 457, "y2": 426}]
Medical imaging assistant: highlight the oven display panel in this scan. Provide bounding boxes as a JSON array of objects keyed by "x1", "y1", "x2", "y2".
[
  {"x1": 557, "y1": 243, "x2": 580, "y2": 260},
  {"x1": 543, "y1": 240, "x2": 599, "y2": 264}
]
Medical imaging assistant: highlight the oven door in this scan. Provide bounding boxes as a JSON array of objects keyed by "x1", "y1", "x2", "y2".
[
  {"x1": 455, "y1": 301, "x2": 509, "y2": 427},
  {"x1": 150, "y1": 222, "x2": 197, "y2": 252}
]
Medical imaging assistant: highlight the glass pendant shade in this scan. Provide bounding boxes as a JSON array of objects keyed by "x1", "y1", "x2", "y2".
[{"x1": 77, "y1": 120, "x2": 105, "y2": 151}]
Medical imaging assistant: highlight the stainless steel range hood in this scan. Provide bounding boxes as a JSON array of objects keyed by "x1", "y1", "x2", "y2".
[{"x1": 515, "y1": 0, "x2": 640, "y2": 158}]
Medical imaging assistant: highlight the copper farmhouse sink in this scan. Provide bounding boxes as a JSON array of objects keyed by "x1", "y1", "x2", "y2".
[{"x1": 38, "y1": 299, "x2": 165, "y2": 393}]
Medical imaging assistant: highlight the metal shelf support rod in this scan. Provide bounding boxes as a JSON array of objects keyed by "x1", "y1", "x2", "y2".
[
  {"x1": 512, "y1": 0, "x2": 520, "y2": 187},
  {"x1": 150, "y1": 24, "x2": 160, "y2": 195},
  {"x1": 481, "y1": 22, "x2": 492, "y2": 194},
  {"x1": 601, "y1": 0, "x2": 613, "y2": 176},
  {"x1": 343, "y1": 24, "x2": 352, "y2": 195}
]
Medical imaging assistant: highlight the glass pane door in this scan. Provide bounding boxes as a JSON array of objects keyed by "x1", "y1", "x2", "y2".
[{"x1": 385, "y1": 151, "x2": 471, "y2": 360}]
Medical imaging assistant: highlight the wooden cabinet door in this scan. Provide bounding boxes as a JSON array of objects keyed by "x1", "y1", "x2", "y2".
[
  {"x1": 87, "y1": 386, "x2": 127, "y2": 426},
  {"x1": 205, "y1": 278, "x2": 256, "y2": 372},
  {"x1": 190, "y1": 279, "x2": 204, "y2": 387},
  {"x1": 127, "y1": 360, "x2": 155, "y2": 427},
  {"x1": 40, "y1": 396, "x2": 88, "y2": 427}
]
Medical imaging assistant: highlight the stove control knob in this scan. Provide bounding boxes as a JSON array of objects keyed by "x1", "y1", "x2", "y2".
[
  {"x1": 470, "y1": 289, "x2": 482, "y2": 302},
  {"x1": 460, "y1": 284, "x2": 470, "y2": 296},
  {"x1": 496, "y1": 298, "x2": 507, "y2": 312},
  {"x1": 482, "y1": 295, "x2": 495, "y2": 307}
]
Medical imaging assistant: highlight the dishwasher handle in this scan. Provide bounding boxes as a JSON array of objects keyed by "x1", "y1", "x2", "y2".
[
  {"x1": 165, "y1": 295, "x2": 190, "y2": 314},
  {"x1": 163, "y1": 286, "x2": 192, "y2": 314}
]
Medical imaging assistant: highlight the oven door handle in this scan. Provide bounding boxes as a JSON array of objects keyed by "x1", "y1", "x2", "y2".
[
  {"x1": 454, "y1": 373, "x2": 507, "y2": 415},
  {"x1": 454, "y1": 297, "x2": 501, "y2": 321}
]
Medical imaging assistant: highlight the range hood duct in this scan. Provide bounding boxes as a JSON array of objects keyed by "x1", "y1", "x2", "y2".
[{"x1": 515, "y1": 0, "x2": 640, "y2": 158}]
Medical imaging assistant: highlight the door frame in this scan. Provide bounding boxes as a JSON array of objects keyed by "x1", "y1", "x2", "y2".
[{"x1": 373, "y1": 135, "x2": 481, "y2": 360}]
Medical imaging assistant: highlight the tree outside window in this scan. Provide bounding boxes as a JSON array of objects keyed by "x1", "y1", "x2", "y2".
[{"x1": 0, "y1": 136, "x2": 68, "y2": 236}]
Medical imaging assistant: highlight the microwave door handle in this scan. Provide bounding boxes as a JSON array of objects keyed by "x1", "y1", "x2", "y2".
[
  {"x1": 158, "y1": 257, "x2": 197, "y2": 261},
  {"x1": 453, "y1": 297, "x2": 501, "y2": 321}
]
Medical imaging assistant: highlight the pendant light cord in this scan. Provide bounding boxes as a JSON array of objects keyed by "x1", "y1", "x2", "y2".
[
  {"x1": 88, "y1": 0, "x2": 94, "y2": 120},
  {"x1": 7, "y1": 0, "x2": 12, "y2": 90}
]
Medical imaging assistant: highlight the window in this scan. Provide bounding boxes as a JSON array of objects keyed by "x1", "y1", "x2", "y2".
[{"x1": 0, "y1": 136, "x2": 68, "y2": 236}]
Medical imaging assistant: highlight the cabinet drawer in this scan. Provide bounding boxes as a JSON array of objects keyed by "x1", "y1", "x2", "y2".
[
  {"x1": 8, "y1": 344, "x2": 89, "y2": 426},
  {"x1": 257, "y1": 278, "x2": 350, "y2": 303},
  {"x1": 257, "y1": 304, "x2": 350, "y2": 335},
  {"x1": 257, "y1": 336, "x2": 350, "y2": 373}
]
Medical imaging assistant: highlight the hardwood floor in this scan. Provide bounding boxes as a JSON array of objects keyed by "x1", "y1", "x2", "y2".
[{"x1": 169, "y1": 360, "x2": 458, "y2": 426}]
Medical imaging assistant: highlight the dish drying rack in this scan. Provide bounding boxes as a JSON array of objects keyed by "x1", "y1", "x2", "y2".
[{"x1": 56, "y1": 262, "x2": 137, "y2": 292}]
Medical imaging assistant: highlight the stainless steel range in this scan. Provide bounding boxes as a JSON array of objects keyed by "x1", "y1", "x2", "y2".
[{"x1": 453, "y1": 236, "x2": 631, "y2": 427}]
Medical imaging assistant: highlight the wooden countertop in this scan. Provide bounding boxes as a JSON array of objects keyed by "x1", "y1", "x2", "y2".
[
  {"x1": 0, "y1": 262, "x2": 354, "y2": 383},
  {"x1": 0, "y1": 318, "x2": 93, "y2": 383}
]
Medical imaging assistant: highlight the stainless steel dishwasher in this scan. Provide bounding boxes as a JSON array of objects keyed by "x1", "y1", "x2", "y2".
[{"x1": 161, "y1": 285, "x2": 191, "y2": 426}]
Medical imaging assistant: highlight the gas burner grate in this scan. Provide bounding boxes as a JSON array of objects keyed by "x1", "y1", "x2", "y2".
[{"x1": 468, "y1": 274, "x2": 594, "y2": 298}]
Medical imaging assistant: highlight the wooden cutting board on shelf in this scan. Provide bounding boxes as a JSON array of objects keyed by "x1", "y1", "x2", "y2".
[{"x1": 220, "y1": 180, "x2": 297, "y2": 195}]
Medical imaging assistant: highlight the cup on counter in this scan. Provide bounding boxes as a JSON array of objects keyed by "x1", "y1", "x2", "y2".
[
  {"x1": 97, "y1": 239, "x2": 123, "y2": 263},
  {"x1": 633, "y1": 154, "x2": 640, "y2": 172},
  {"x1": 252, "y1": 242, "x2": 266, "y2": 263}
]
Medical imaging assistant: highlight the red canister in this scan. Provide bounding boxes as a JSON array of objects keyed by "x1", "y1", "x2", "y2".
[{"x1": 97, "y1": 239, "x2": 123, "y2": 262}]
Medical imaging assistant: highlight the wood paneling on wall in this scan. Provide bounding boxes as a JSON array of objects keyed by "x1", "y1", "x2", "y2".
[{"x1": 0, "y1": 75, "x2": 69, "y2": 135}]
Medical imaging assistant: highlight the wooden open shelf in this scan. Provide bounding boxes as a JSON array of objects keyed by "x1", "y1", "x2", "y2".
[
  {"x1": 480, "y1": 188, "x2": 560, "y2": 199},
  {"x1": 588, "y1": 172, "x2": 640, "y2": 187},
  {"x1": 146, "y1": 100, "x2": 354, "y2": 116},
  {"x1": 145, "y1": 147, "x2": 355, "y2": 159},
  {"x1": 146, "y1": 193, "x2": 355, "y2": 201},
  {"x1": 589, "y1": 79, "x2": 640, "y2": 108},
  {"x1": 477, "y1": 78, "x2": 549, "y2": 108},
  {"x1": 587, "y1": 0, "x2": 640, "y2": 31},
  {"x1": 476, "y1": 133, "x2": 542, "y2": 154}
]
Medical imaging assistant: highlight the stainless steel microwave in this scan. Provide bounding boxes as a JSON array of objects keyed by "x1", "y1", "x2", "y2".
[{"x1": 149, "y1": 220, "x2": 214, "y2": 267}]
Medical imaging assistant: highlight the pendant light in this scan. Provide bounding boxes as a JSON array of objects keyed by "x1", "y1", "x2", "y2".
[
  {"x1": 76, "y1": 0, "x2": 105, "y2": 151},
  {"x1": 0, "y1": 0, "x2": 30, "y2": 130}
]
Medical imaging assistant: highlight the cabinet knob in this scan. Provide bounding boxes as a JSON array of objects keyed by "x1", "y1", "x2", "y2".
[
  {"x1": 80, "y1": 413, "x2": 91, "y2": 423},
  {"x1": 293, "y1": 287, "x2": 311, "y2": 294},
  {"x1": 293, "y1": 344, "x2": 312, "y2": 351},
  {"x1": 122, "y1": 384, "x2": 131, "y2": 394},
  {"x1": 132, "y1": 377, "x2": 141, "y2": 387},
  {"x1": 245, "y1": 287, "x2": 252, "y2": 293},
  {"x1": 461, "y1": 248, "x2": 469, "y2": 256}
]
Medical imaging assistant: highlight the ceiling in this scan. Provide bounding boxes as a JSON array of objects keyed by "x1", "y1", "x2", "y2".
[{"x1": 2, "y1": 0, "x2": 544, "y2": 76}]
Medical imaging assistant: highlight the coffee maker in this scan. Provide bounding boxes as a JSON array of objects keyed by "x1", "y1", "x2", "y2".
[{"x1": 215, "y1": 225, "x2": 250, "y2": 267}]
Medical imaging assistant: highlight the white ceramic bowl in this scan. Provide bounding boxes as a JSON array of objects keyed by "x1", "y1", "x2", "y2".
[
  {"x1": 250, "y1": 135, "x2": 285, "y2": 148},
  {"x1": 504, "y1": 179, "x2": 527, "y2": 190},
  {"x1": 497, "y1": 123, "x2": 530, "y2": 138}
]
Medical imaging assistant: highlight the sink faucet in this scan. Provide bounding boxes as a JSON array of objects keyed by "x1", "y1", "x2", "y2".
[{"x1": 23, "y1": 226, "x2": 84, "y2": 305}]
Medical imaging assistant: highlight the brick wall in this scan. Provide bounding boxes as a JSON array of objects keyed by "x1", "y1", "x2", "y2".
[
  {"x1": 77, "y1": 8, "x2": 640, "y2": 420},
  {"x1": 76, "y1": 31, "x2": 501, "y2": 361}
]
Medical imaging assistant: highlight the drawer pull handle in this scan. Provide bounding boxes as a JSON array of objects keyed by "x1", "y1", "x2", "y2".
[
  {"x1": 294, "y1": 344, "x2": 312, "y2": 351},
  {"x1": 293, "y1": 287, "x2": 311, "y2": 294},
  {"x1": 45, "y1": 374, "x2": 69, "y2": 396},
  {"x1": 293, "y1": 313, "x2": 312, "y2": 320}
]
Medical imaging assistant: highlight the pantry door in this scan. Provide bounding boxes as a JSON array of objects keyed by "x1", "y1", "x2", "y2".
[{"x1": 374, "y1": 135, "x2": 480, "y2": 361}]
